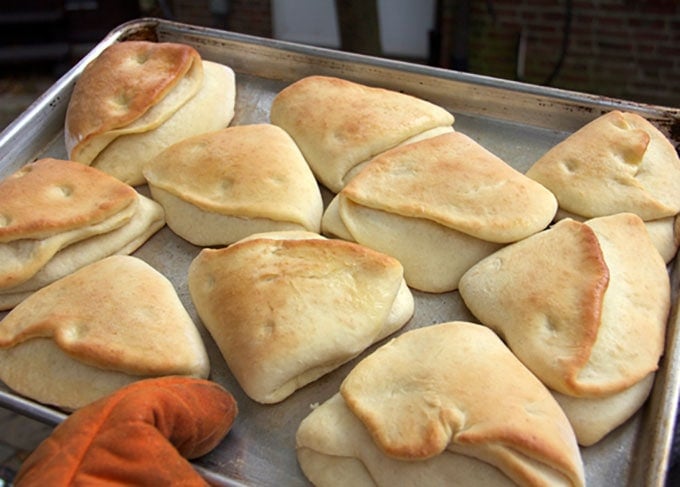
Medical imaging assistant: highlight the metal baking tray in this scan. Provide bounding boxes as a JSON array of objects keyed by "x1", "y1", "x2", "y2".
[{"x1": 1, "y1": 17, "x2": 679, "y2": 487}]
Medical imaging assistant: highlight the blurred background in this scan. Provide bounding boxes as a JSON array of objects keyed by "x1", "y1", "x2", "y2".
[
  {"x1": 0, "y1": 0, "x2": 679, "y2": 132},
  {"x1": 0, "y1": 0, "x2": 679, "y2": 485}
]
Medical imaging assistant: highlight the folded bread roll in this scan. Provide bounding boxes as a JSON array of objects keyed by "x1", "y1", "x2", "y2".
[
  {"x1": 322, "y1": 131, "x2": 558, "y2": 292},
  {"x1": 144, "y1": 124, "x2": 323, "y2": 246},
  {"x1": 551, "y1": 373, "x2": 656, "y2": 447},
  {"x1": 526, "y1": 110, "x2": 680, "y2": 262},
  {"x1": 65, "y1": 40, "x2": 236, "y2": 186},
  {"x1": 270, "y1": 75, "x2": 455, "y2": 192},
  {"x1": 0, "y1": 158, "x2": 164, "y2": 310},
  {"x1": 459, "y1": 213, "x2": 670, "y2": 445},
  {"x1": 0, "y1": 255, "x2": 209, "y2": 411},
  {"x1": 188, "y1": 231, "x2": 414, "y2": 404},
  {"x1": 297, "y1": 322, "x2": 585, "y2": 487}
]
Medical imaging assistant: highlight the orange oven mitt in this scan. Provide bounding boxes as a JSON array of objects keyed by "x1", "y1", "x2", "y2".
[{"x1": 14, "y1": 376, "x2": 238, "y2": 486}]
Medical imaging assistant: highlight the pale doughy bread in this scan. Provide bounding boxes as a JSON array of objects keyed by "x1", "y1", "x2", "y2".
[
  {"x1": 552, "y1": 373, "x2": 656, "y2": 446},
  {"x1": 0, "y1": 159, "x2": 164, "y2": 309},
  {"x1": 639, "y1": 216, "x2": 678, "y2": 262},
  {"x1": 65, "y1": 41, "x2": 235, "y2": 185},
  {"x1": 92, "y1": 60, "x2": 235, "y2": 186},
  {"x1": 0, "y1": 255, "x2": 209, "y2": 410},
  {"x1": 188, "y1": 231, "x2": 414, "y2": 404},
  {"x1": 0, "y1": 193, "x2": 164, "y2": 310},
  {"x1": 65, "y1": 41, "x2": 203, "y2": 163},
  {"x1": 556, "y1": 206, "x2": 678, "y2": 262},
  {"x1": 0, "y1": 338, "x2": 148, "y2": 411},
  {"x1": 0, "y1": 210, "x2": 132, "y2": 291},
  {"x1": 297, "y1": 322, "x2": 585, "y2": 487},
  {"x1": 297, "y1": 394, "x2": 516, "y2": 487},
  {"x1": 322, "y1": 131, "x2": 557, "y2": 292},
  {"x1": 270, "y1": 75, "x2": 455, "y2": 192},
  {"x1": 0, "y1": 158, "x2": 136, "y2": 242},
  {"x1": 526, "y1": 110, "x2": 680, "y2": 262},
  {"x1": 144, "y1": 124, "x2": 323, "y2": 246},
  {"x1": 459, "y1": 213, "x2": 670, "y2": 444}
]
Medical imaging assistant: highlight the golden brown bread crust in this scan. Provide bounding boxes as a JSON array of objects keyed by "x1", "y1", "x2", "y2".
[
  {"x1": 0, "y1": 191, "x2": 165, "y2": 310},
  {"x1": 270, "y1": 75, "x2": 454, "y2": 192},
  {"x1": 0, "y1": 158, "x2": 136, "y2": 242},
  {"x1": 144, "y1": 124, "x2": 323, "y2": 245},
  {"x1": 297, "y1": 392, "x2": 523, "y2": 486},
  {"x1": 0, "y1": 255, "x2": 209, "y2": 378},
  {"x1": 526, "y1": 110, "x2": 680, "y2": 263},
  {"x1": 188, "y1": 231, "x2": 412, "y2": 404},
  {"x1": 144, "y1": 123, "x2": 322, "y2": 226},
  {"x1": 89, "y1": 60, "x2": 235, "y2": 186},
  {"x1": 526, "y1": 110, "x2": 680, "y2": 220},
  {"x1": 335, "y1": 322, "x2": 584, "y2": 487},
  {"x1": 459, "y1": 213, "x2": 669, "y2": 398},
  {"x1": 341, "y1": 131, "x2": 558, "y2": 243},
  {"x1": 321, "y1": 131, "x2": 558, "y2": 293},
  {"x1": 65, "y1": 41, "x2": 201, "y2": 162},
  {"x1": 460, "y1": 218, "x2": 609, "y2": 394}
]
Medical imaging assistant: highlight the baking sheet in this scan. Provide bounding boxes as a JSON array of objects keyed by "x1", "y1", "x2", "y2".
[{"x1": 1, "y1": 17, "x2": 679, "y2": 487}]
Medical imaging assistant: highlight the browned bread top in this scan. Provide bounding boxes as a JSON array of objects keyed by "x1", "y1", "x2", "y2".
[
  {"x1": 0, "y1": 158, "x2": 136, "y2": 242},
  {"x1": 65, "y1": 41, "x2": 202, "y2": 163}
]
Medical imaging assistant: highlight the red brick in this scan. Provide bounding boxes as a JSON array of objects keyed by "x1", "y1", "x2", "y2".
[
  {"x1": 628, "y1": 17, "x2": 668, "y2": 29},
  {"x1": 632, "y1": 0, "x2": 679, "y2": 16},
  {"x1": 658, "y1": 45, "x2": 680, "y2": 57}
]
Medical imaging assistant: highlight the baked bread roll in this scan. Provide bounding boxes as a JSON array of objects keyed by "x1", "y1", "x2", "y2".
[
  {"x1": 0, "y1": 158, "x2": 164, "y2": 310},
  {"x1": 296, "y1": 322, "x2": 585, "y2": 487},
  {"x1": 0, "y1": 255, "x2": 209, "y2": 411},
  {"x1": 65, "y1": 40, "x2": 236, "y2": 186},
  {"x1": 526, "y1": 110, "x2": 680, "y2": 262},
  {"x1": 270, "y1": 75, "x2": 455, "y2": 192},
  {"x1": 144, "y1": 124, "x2": 323, "y2": 246},
  {"x1": 188, "y1": 230, "x2": 414, "y2": 404},
  {"x1": 322, "y1": 131, "x2": 558, "y2": 292},
  {"x1": 14, "y1": 377, "x2": 237, "y2": 486},
  {"x1": 459, "y1": 213, "x2": 670, "y2": 445}
]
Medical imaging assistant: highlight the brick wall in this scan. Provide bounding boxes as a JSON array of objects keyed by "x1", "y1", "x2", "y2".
[
  {"x1": 465, "y1": 0, "x2": 679, "y2": 107},
  {"x1": 167, "y1": 0, "x2": 677, "y2": 107},
  {"x1": 169, "y1": 0, "x2": 214, "y2": 28},
  {"x1": 225, "y1": 0, "x2": 271, "y2": 37}
]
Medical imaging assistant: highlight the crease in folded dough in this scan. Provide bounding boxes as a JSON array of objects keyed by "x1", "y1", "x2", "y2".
[
  {"x1": 188, "y1": 231, "x2": 414, "y2": 404},
  {"x1": 297, "y1": 322, "x2": 584, "y2": 487},
  {"x1": 0, "y1": 255, "x2": 209, "y2": 410},
  {"x1": 144, "y1": 124, "x2": 323, "y2": 246},
  {"x1": 270, "y1": 75, "x2": 455, "y2": 192},
  {"x1": 0, "y1": 193, "x2": 165, "y2": 310},
  {"x1": 322, "y1": 131, "x2": 557, "y2": 292},
  {"x1": 458, "y1": 213, "x2": 670, "y2": 445},
  {"x1": 526, "y1": 110, "x2": 680, "y2": 262}
]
